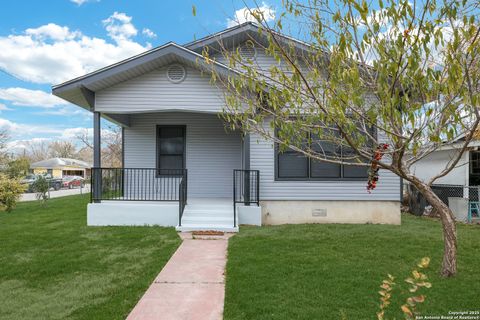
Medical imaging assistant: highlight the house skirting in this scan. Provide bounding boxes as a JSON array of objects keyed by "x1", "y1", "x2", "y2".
[
  {"x1": 260, "y1": 200, "x2": 401, "y2": 225},
  {"x1": 87, "y1": 201, "x2": 179, "y2": 226},
  {"x1": 87, "y1": 201, "x2": 262, "y2": 227}
]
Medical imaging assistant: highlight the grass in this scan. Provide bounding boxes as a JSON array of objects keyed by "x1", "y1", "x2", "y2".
[
  {"x1": 224, "y1": 215, "x2": 480, "y2": 320},
  {"x1": 0, "y1": 195, "x2": 181, "y2": 320}
]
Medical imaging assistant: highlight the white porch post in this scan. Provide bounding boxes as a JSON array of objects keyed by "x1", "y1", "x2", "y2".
[
  {"x1": 93, "y1": 112, "x2": 102, "y2": 202},
  {"x1": 243, "y1": 133, "x2": 251, "y2": 205}
]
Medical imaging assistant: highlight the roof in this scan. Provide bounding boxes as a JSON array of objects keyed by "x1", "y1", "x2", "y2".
[
  {"x1": 185, "y1": 22, "x2": 313, "y2": 54},
  {"x1": 51, "y1": 22, "x2": 311, "y2": 111},
  {"x1": 30, "y1": 158, "x2": 91, "y2": 169}
]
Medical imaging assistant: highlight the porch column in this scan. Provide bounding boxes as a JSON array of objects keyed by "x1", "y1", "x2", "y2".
[
  {"x1": 93, "y1": 112, "x2": 102, "y2": 202},
  {"x1": 243, "y1": 133, "x2": 251, "y2": 205}
]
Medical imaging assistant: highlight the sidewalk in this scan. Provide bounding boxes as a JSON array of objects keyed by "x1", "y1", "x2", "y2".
[{"x1": 127, "y1": 233, "x2": 232, "y2": 320}]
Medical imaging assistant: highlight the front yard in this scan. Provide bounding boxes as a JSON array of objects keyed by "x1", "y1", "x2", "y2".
[
  {"x1": 2, "y1": 195, "x2": 479, "y2": 320},
  {"x1": 225, "y1": 215, "x2": 480, "y2": 319},
  {"x1": 0, "y1": 195, "x2": 181, "y2": 319}
]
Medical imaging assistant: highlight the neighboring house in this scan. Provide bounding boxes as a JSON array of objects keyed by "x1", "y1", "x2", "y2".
[
  {"x1": 30, "y1": 158, "x2": 91, "y2": 179},
  {"x1": 410, "y1": 139, "x2": 480, "y2": 186},
  {"x1": 408, "y1": 140, "x2": 480, "y2": 223},
  {"x1": 52, "y1": 22, "x2": 400, "y2": 231}
]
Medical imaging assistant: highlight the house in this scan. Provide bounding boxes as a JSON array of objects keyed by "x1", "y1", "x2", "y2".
[
  {"x1": 52, "y1": 22, "x2": 401, "y2": 231},
  {"x1": 30, "y1": 157, "x2": 91, "y2": 179},
  {"x1": 407, "y1": 137, "x2": 480, "y2": 222},
  {"x1": 410, "y1": 139, "x2": 480, "y2": 186}
]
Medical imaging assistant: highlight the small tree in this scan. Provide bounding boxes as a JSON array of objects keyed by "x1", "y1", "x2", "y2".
[
  {"x1": 5, "y1": 157, "x2": 30, "y2": 178},
  {"x1": 33, "y1": 176, "x2": 50, "y2": 204},
  {"x1": 0, "y1": 174, "x2": 26, "y2": 212},
  {"x1": 203, "y1": 0, "x2": 479, "y2": 276}
]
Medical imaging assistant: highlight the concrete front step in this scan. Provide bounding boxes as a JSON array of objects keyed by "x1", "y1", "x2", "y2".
[
  {"x1": 176, "y1": 224, "x2": 239, "y2": 232},
  {"x1": 182, "y1": 210, "x2": 234, "y2": 217},
  {"x1": 182, "y1": 217, "x2": 234, "y2": 224},
  {"x1": 185, "y1": 204, "x2": 233, "y2": 210},
  {"x1": 178, "y1": 203, "x2": 237, "y2": 232}
]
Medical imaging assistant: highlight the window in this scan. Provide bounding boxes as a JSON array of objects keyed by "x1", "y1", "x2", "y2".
[
  {"x1": 470, "y1": 151, "x2": 480, "y2": 175},
  {"x1": 276, "y1": 129, "x2": 370, "y2": 180},
  {"x1": 156, "y1": 125, "x2": 186, "y2": 173}
]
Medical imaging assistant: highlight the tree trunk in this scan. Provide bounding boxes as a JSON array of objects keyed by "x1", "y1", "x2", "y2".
[{"x1": 414, "y1": 181, "x2": 457, "y2": 277}]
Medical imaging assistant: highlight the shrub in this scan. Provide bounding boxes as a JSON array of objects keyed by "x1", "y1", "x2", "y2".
[
  {"x1": 0, "y1": 174, "x2": 26, "y2": 212},
  {"x1": 32, "y1": 176, "x2": 50, "y2": 204}
]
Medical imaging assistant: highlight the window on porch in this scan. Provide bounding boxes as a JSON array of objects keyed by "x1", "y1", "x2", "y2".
[{"x1": 156, "y1": 125, "x2": 186, "y2": 173}]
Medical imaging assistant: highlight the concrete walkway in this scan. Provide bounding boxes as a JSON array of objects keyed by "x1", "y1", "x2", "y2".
[{"x1": 127, "y1": 233, "x2": 232, "y2": 320}]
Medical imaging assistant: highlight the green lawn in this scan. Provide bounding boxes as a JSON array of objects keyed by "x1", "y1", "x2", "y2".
[
  {"x1": 0, "y1": 195, "x2": 181, "y2": 320},
  {"x1": 225, "y1": 215, "x2": 480, "y2": 320}
]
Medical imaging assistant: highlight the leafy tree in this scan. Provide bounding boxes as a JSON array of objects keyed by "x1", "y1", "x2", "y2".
[
  {"x1": 5, "y1": 157, "x2": 30, "y2": 178},
  {"x1": 33, "y1": 176, "x2": 50, "y2": 204},
  {"x1": 203, "y1": 0, "x2": 479, "y2": 276}
]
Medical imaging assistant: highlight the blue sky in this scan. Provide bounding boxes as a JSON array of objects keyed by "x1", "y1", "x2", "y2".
[{"x1": 0, "y1": 0, "x2": 280, "y2": 152}]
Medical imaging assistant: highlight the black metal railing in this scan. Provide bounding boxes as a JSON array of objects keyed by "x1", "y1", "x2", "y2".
[
  {"x1": 178, "y1": 175, "x2": 187, "y2": 226},
  {"x1": 91, "y1": 168, "x2": 187, "y2": 202},
  {"x1": 233, "y1": 169, "x2": 260, "y2": 227}
]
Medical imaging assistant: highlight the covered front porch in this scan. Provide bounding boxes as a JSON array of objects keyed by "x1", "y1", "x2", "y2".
[{"x1": 89, "y1": 111, "x2": 261, "y2": 231}]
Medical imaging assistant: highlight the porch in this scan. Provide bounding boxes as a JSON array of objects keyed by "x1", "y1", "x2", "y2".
[{"x1": 88, "y1": 167, "x2": 261, "y2": 231}]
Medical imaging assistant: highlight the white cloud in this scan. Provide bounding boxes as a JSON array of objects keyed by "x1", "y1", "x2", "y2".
[
  {"x1": 103, "y1": 12, "x2": 138, "y2": 42},
  {"x1": 0, "y1": 118, "x2": 64, "y2": 139},
  {"x1": 6, "y1": 138, "x2": 51, "y2": 153},
  {"x1": 25, "y1": 23, "x2": 80, "y2": 41},
  {"x1": 227, "y1": 2, "x2": 275, "y2": 28},
  {"x1": 0, "y1": 118, "x2": 95, "y2": 152},
  {"x1": 142, "y1": 28, "x2": 157, "y2": 38},
  {"x1": 0, "y1": 103, "x2": 10, "y2": 111},
  {"x1": 0, "y1": 13, "x2": 150, "y2": 84},
  {"x1": 0, "y1": 118, "x2": 117, "y2": 155},
  {"x1": 0, "y1": 87, "x2": 69, "y2": 108},
  {"x1": 70, "y1": 0, "x2": 99, "y2": 6},
  {"x1": 41, "y1": 106, "x2": 91, "y2": 116},
  {"x1": 60, "y1": 127, "x2": 113, "y2": 139},
  {"x1": 60, "y1": 127, "x2": 92, "y2": 140}
]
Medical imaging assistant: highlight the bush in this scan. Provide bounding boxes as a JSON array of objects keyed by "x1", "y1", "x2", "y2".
[
  {"x1": 0, "y1": 174, "x2": 26, "y2": 212},
  {"x1": 32, "y1": 176, "x2": 50, "y2": 204}
]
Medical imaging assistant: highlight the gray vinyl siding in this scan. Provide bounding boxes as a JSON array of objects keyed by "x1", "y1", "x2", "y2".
[
  {"x1": 95, "y1": 65, "x2": 227, "y2": 113},
  {"x1": 250, "y1": 122, "x2": 401, "y2": 201},
  {"x1": 124, "y1": 112, "x2": 242, "y2": 198},
  {"x1": 213, "y1": 47, "x2": 277, "y2": 73},
  {"x1": 212, "y1": 44, "x2": 308, "y2": 78}
]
